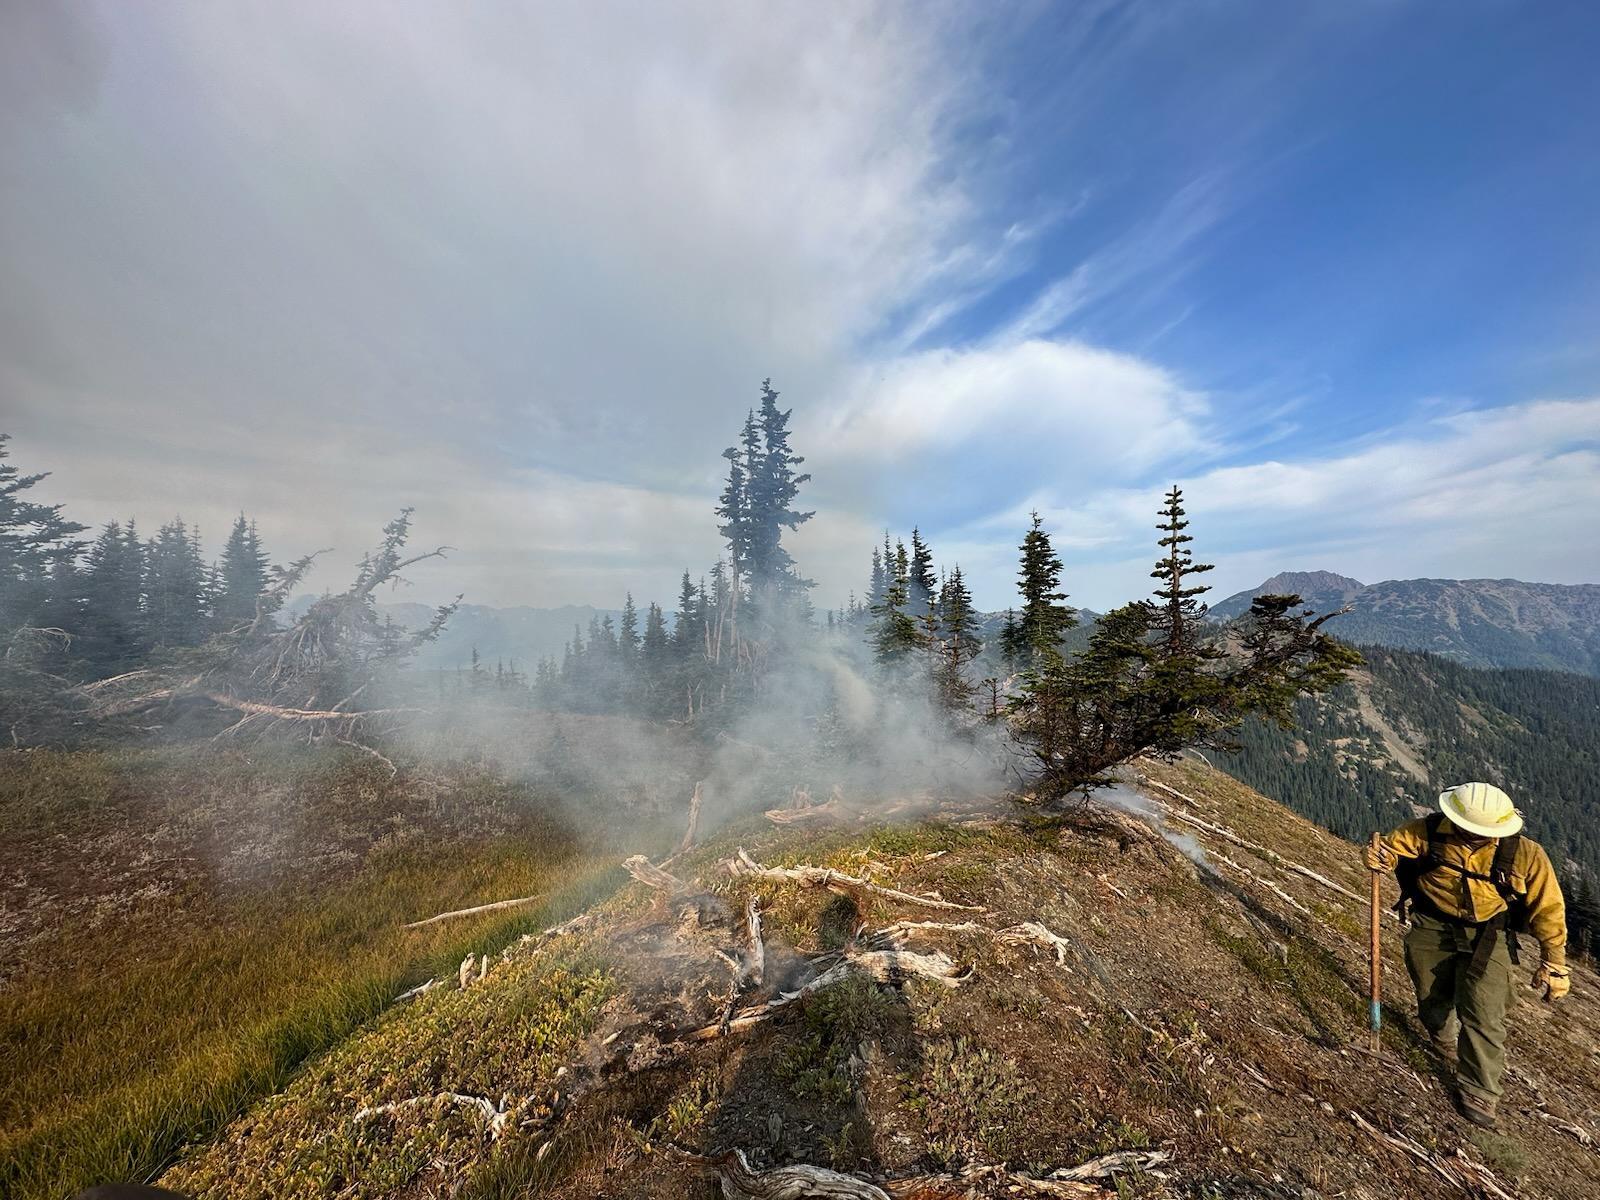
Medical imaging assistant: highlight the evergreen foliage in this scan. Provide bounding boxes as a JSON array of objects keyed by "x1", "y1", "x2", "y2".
[
  {"x1": 215, "y1": 515, "x2": 272, "y2": 628},
  {"x1": 1012, "y1": 512, "x2": 1076, "y2": 668},
  {"x1": 0, "y1": 434, "x2": 88, "y2": 640}
]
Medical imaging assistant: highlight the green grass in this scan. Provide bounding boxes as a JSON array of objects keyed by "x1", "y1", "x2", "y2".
[{"x1": 0, "y1": 747, "x2": 625, "y2": 1200}]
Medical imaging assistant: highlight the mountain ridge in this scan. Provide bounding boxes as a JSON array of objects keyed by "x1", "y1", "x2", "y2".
[{"x1": 1211, "y1": 572, "x2": 1600, "y2": 675}]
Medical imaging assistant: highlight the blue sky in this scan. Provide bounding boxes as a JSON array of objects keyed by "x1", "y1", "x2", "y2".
[{"x1": 4, "y1": 2, "x2": 1598, "y2": 612}]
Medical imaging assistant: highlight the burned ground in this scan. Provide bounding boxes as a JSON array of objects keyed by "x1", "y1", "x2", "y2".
[{"x1": 133, "y1": 759, "x2": 1600, "y2": 1199}]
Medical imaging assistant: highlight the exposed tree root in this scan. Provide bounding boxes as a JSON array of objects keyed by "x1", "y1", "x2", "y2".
[
  {"x1": 678, "y1": 1148, "x2": 891, "y2": 1199},
  {"x1": 729, "y1": 849, "x2": 983, "y2": 913}
]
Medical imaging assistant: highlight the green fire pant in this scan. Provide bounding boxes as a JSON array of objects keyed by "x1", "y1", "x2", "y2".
[{"x1": 1403, "y1": 911, "x2": 1514, "y2": 1105}]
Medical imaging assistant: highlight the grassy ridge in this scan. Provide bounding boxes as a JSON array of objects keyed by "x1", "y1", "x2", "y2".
[{"x1": 0, "y1": 747, "x2": 625, "y2": 1200}]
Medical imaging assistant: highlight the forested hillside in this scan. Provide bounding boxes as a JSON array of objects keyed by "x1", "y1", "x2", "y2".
[
  {"x1": 1221, "y1": 645, "x2": 1600, "y2": 956},
  {"x1": 1212, "y1": 572, "x2": 1600, "y2": 675}
]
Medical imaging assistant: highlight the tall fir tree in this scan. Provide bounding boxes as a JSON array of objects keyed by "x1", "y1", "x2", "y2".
[
  {"x1": 1013, "y1": 512, "x2": 1076, "y2": 669},
  {"x1": 931, "y1": 564, "x2": 980, "y2": 709},
  {"x1": 908, "y1": 527, "x2": 936, "y2": 613},
  {"x1": 78, "y1": 520, "x2": 148, "y2": 674},
  {"x1": 1148, "y1": 485, "x2": 1215, "y2": 655},
  {"x1": 673, "y1": 570, "x2": 703, "y2": 658},
  {"x1": 746, "y1": 379, "x2": 815, "y2": 610},
  {"x1": 0, "y1": 434, "x2": 87, "y2": 637},
  {"x1": 870, "y1": 536, "x2": 922, "y2": 665},
  {"x1": 618, "y1": 593, "x2": 640, "y2": 669},
  {"x1": 215, "y1": 514, "x2": 272, "y2": 627},
  {"x1": 868, "y1": 543, "x2": 886, "y2": 610}
]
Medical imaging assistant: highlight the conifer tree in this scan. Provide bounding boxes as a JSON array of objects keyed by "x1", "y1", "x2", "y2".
[
  {"x1": 870, "y1": 539, "x2": 923, "y2": 665},
  {"x1": 999, "y1": 607, "x2": 1022, "y2": 670},
  {"x1": 673, "y1": 571, "x2": 703, "y2": 657},
  {"x1": 144, "y1": 518, "x2": 210, "y2": 648},
  {"x1": 1014, "y1": 512, "x2": 1076, "y2": 668},
  {"x1": 868, "y1": 543, "x2": 886, "y2": 610},
  {"x1": 215, "y1": 514, "x2": 272, "y2": 627},
  {"x1": 0, "y1": 434, "x2": 87, "y2": 638},
  {"x1": 1148, "y1": 485, "x2": 1215, "y2": 655},
  {"x1": 908, "y1": 527, "x2": 936, "y2": 613},
  {"x1": 618, "y1": 593, "x2": 640, "y2": 668},
  {"x1": 930, "y1": 564, "x2": 980, "y2": 709},
  {"x1": 78, "y1": 520, "x2": 148, "y2": 674},
  {"x1": 746, "y1": 379, "x2": 815, "y2": 608}
]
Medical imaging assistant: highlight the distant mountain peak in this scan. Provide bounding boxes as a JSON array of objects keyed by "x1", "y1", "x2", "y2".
[{"x1": 1253, "y1": 570, "x2": 1365, "y2": 596}]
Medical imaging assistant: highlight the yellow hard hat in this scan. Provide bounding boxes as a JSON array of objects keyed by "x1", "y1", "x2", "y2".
[{"x1": 1439, "y1": 782, "x2": 1522, "y2": 838}]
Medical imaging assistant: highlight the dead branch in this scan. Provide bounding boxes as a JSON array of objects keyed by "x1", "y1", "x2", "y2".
[
  {"x1": 395, "y1": 977, "x2": 444, "y2": 1003},
  {"x1": 682, "y1": 948, "x2": 969, "y2": 1043},
  {"x1": 353, "y1": 1091, "x2": 514, "y2": 1139},
  {"x1": 679, "y1": 1148, "x2": 891, "y2": 1199},
  {"x1": 335, "y1": 735, "x2": 397, "y2": 779},
  {"x1": 1349, "y1": 1111, "x2": 1516, "y2": 1199},
  {"x1": 405, "y1": 894, "x2": 545, "y2": 930},
  {"x1": 623, "y1": 854, "x2": 688, "y2": 893},
  {"x1": 1211, "y1": 851, "x2": 1313, "y2": 916},
  {"x1": 678, "y1": 781, "x2": 705, "y2": 855},
  {"x1": 999, "y1": 921, "x2": 1074, "y2": 967},
  {"x1": 1135, "y1": 774, "x2": 1205, "y2": 809},
  {"x1": 729, "y1": 849, "x2": 983, "y2": 913},
  {"x1": 1157, "y1": 804, "x2": 1362, "y2": 902},
  {"x1": 743, "y1": 894, "x2": 765, "y2": 987},
  {"x1": 203, "y1": 693, "x2": 423, "y2": 724}
]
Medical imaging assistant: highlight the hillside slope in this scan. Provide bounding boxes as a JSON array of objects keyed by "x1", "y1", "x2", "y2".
[
  {"x1": 160, "y1": 761, "x2": 1600, "y2": 1200},
  {"x1": 1211, "y1": 573, "x2": 1600, "y2": 675},
  {"x1": 1221, "y1": 646, "x2": 1600, "y2": 892}
]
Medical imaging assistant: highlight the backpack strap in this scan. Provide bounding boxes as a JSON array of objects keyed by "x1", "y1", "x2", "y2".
[{"x1": 1394, "y1": 813, "x2": 1448, "y2": 923}]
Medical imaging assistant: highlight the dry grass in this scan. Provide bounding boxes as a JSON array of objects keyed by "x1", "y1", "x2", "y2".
[{"x1": 0, "y1": 746, "x2": 625, "y2": 1200}]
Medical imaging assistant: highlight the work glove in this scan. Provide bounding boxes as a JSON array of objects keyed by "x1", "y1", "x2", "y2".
[
  {"x1": 1364, "y1": 841, "x2": 1397, "y2": 872},
  {"x1": 1532, "y1": 962, "x2": 1571, "y2": 1003}
]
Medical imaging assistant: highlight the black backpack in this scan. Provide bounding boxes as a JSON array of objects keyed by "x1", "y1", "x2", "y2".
[{"x1": 1394, "y1": 812, "x2": 1525, "y2": 975}]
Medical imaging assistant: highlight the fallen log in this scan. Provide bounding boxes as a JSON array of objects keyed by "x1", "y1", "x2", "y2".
[
  {"x1": 1210, "y1": 852, "x2": 1313, "y2": 917},
  {"x1": 1157, "y1": 804, "x2": 1362, "y2": 902},
  {"x1": 729, "y1": 849, "x2": 983, "y2": 913}
]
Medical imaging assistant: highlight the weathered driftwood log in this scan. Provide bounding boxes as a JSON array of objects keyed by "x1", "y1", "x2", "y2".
[{"x1": 729, "y1": 849, "x2": 983, "y2": 913}]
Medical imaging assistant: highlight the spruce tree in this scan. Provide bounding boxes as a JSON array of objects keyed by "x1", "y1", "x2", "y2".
[
  {"x1": 868, "y1": 543, "x2": 886, "y2": 610},
  {"x1": 78, "y1": 520, "x2": 148, "y2": 674},
  {"x1": 673, "y1": 570, "x2": 702, "y2": 657},
  {"x1": 1148, "y1": 485, "x2": 1215, "y2": 655},
  {"x1": 618, "y1": 593, "x2": 640, "y2": 668},
  {"x1": 215, "y1": 514, "x2": 271, "y2": 627},
  {"x1": 908, "y1": 527, "x2": 936, "y2": 613},
  {"x1": 870, "y1": 540, "x2": 923, "y2": 665},
  {"x1": 144, "y1": 518, "x2": 210, "y2": 648},
  {"x1": 931, "y1": 564, "x2": 980, "y2": 708},
  {"x1": 0, "y1": 434, "x2": 88, "y2": 638},
  {"x1": 1014, "y1": 512, "x2": 1076, "y2": 668},
  {"x1": 747, "y1": 380, "x2": 815, "y2": 607}
]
